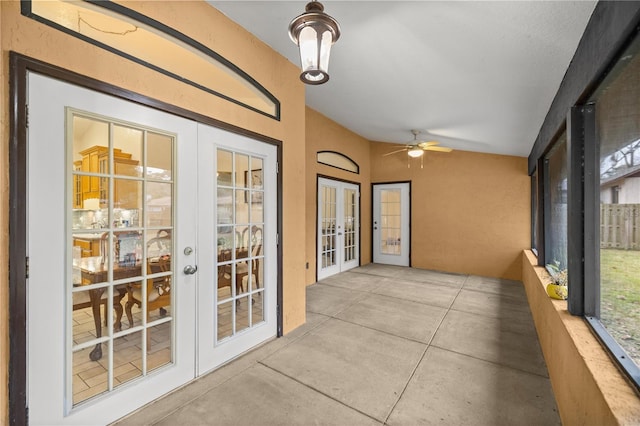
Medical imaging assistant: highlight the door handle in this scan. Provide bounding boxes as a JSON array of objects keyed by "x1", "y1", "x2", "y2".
[
  {"x1": 184, "y1": 265, "x2": 198, "y2": 275},
  {"x1": 338, "y1": 232, "x2": 343, "y2": 236}
]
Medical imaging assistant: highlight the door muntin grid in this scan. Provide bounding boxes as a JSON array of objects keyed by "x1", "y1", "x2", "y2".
[
  {"x1": 320, "y1": 186, "x2": 337, "y2": 268},
  {"x1": 216, "y1": 149, "x2": 265, "y2": 343},
  {"x1": 344, "y1": 188, "x2": 357, "y2": 262},
  {"x1": 380, "y1": 189, "x2": 402, "y2": 255},
  {"x1": 68, "y1": 111, "x2": 175, "y2": 408}
]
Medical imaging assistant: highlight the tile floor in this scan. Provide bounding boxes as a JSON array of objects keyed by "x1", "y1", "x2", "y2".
[{"x1": 115, "y1": 264, "x2": 560, "y2": 425}]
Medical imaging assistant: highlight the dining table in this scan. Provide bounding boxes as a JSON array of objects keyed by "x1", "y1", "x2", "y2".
[
  {"x1": 73, "y1": 256, "x2": 141, "y2": 361},
  {"x1": 74, "y1": 248, "x2": 251, "y2": 361}
]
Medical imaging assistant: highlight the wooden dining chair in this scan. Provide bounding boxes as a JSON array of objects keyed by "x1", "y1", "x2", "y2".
[
  {"x1": 125, "y1": 254, "x2": 171, "y2": 321},
  {"x1": 217, "y1": 249, "x2": 245, "y2": 295},
  {"x1": 236, "y1": 225, "x2": 263, "y2": 292},
  {"x1": 125, "y1": 238, "x2": 171, "y2": 350}
]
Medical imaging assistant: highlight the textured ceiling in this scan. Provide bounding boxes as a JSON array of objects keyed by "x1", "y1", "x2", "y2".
[{"x1": 209, "y1": 1, "x2": 596, "y2": 157}]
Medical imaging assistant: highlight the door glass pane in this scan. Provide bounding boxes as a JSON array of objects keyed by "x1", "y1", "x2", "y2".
[
  {"x1": 217, "y1": 301, "x2": 233, "y2": 340},
  {"x1": 147, "y1": 132, "x2": 173, "y2": 181},
  {"x1": 344, "y1": 188, "x2": 356, "y2": 262},
  {"x1": 69, "y1": 112, "x2": 174, "y2": 406},
  {"x1": 236, "y1": 154, "x2": 249, "y2": 188},
  {"x1": 380, "y1": 189, "x2": 402, "y2": 255},
  {"x1": 147, "y1": 322, "x2": 172, "y2": 372},
  {"x1": 216, "y1": 149, "x2": 266, "y2": 343},
  {"x1": 235, "y1": 189, "x2": 250, "y2": 225},
  {"x1": 236, "y1": 296, "x2": 251, "y2": 334},
  {"x1": 146, "y1": 182, "x2": 172, "y2": 228},
  {"x1": 73, "y1": 346, "x2": 109, "y2": 405},
  {"x1": 252, "y1": 291, "x2": 264, "y2": 324},
  {"x1": 321, "y1": 186, "x2": 337, "y2": 268},
  {"x1": 113, "y1": 331, "x2": 143, "y2": 388},
  {"x1": 113, "y1": 125, "x2": 143, "y2": 178}
]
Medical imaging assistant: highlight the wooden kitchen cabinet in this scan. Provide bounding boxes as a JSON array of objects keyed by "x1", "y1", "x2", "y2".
[
  {"x1": 73, "y1": 236, "x2": 101, "y2": 257},
  {"x1": 77, "y1": 145, "x2": 139, "y2": 209},
  {"x1": 73, "y1": 161, "x2": 83, "y2": 209}
]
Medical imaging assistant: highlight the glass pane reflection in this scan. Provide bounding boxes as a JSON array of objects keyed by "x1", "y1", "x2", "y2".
[
  {"x1": 146, "y1": 182, "x2": 172, "y2": 228},
  {"x1": 147, "y1": 132, "x2": 173, "y2": 180}
]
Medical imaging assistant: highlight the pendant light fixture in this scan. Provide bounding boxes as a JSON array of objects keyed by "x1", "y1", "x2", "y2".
[{"x1": 288, "y1": 1, "x2": 341, "y2": 85}]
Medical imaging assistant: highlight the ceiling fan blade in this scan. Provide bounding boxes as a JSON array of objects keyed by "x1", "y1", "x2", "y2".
[
  {"x1": 424, "y1": 146, "x2": 453, "y2": 152},
  {"x1": 417, "y1": 141, "x2": 440, "y2": 148},
  {"x1": 383, "y1": 148, "x2": 409, "y2": 156}
]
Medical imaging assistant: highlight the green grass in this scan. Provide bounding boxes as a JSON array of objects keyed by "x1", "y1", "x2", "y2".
[{"x1": 600, "y1": 249, "x2": 640, "y2": 363}]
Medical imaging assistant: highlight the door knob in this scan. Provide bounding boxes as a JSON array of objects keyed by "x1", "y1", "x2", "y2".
[{"x1": 184, "y1": 265, "x2": 198, "y2": 275}]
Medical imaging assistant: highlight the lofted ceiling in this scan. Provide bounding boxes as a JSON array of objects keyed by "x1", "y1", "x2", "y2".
[{"x1": 209, "y1": 1, "x2": 596, "y2": 157}]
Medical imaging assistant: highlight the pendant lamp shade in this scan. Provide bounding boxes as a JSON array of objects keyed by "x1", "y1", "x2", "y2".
[{"x1": 288, "y1": 1, "x2": 340, "y2": 85}]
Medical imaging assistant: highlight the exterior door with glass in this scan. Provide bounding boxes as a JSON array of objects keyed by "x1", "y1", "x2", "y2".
[
  {"x1": 27, "y1": 73, "x2": 198, "y2": 424},
  {"x1": 196, "y1": 124, "x2": 278, "y2": 374},
  {"x1": 372, "y1": 183, "x2": 410, "y2": 266},
  {"x1": 317, "y1": 178, "x2": 360, "y2": 280},
  {"x1": 26, "y1": 74, "x2": 279, "y2": 424}
]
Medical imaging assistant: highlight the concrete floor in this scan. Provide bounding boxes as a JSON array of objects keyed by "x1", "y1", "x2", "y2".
[{"x1": 115, "y1": 264, "x2": 560, "y2": 425}]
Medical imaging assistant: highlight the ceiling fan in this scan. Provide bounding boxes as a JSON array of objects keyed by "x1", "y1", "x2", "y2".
[{"x1": 383, "y1": 129, "x2": 453, "y2": 158}]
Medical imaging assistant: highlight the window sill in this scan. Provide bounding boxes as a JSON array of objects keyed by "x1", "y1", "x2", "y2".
[{"x1": 522, "y1": 250, "x2": 640, "y2": 425}]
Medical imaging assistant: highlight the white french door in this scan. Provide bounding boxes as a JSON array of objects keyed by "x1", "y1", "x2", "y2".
[
  {"x1": 28, "y1": 72, "x2": 197, "y2": 425},
  {"x1": 373, "y1": 183, "x2": 410, "y2": 266},
  {"x1": 26, "y1": 73, "x2": 277, "y2": 424},
  {"x1": 317, "y1": 178, "x2": 360, "y2": 280},
  {"x1": 196, "y1": 124, "x2": 277, "y2": 374}
]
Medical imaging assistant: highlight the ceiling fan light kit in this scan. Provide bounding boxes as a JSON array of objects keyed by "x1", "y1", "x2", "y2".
[
  {"x1": 407, "y1": 147, "x2": 424, "y2": 158},
  {"x1": 288, "y1": 0, "x2": 341, "y2": 85},
  {"x1": 383, "y1": 129, "x2": 454, "y2": 164}
]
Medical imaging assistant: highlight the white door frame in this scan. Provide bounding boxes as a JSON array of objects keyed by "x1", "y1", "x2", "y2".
[
  {"x1": 317, "y1": 177, "x2": 360, "y2": 280},
  {"x1": 372, "y1": 182, "x2": 411, "y2": 266}
]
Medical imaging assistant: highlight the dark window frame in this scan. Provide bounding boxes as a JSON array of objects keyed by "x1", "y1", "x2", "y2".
[
  {"x1": 20, "y1": 0, "x2": 281, "y2": 121},
  {"x1": 580, "y1": 23, "x2": 640, "y2": 389},
  {"x1": 317, "y1": 151, "x2": 360, "y2": 174},
  {"x1": 543, "y1": 130, "x2": 568, "y2": 271},
  {"x1": 530, "y1": 170, "x2": 538, "y2": 256},
  {"x1": 529, "y1": 1, "x2": 640, "y2": 392}
]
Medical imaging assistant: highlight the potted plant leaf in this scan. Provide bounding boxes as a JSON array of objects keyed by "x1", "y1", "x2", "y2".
[{"x1": 545, "y1": 260, "x2": 568, "y2": 300}]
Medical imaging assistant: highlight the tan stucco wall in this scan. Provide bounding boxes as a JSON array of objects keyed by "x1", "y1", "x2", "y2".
[
  {"x1": 1, "y1": 1, "x2": 306, "y2": 420},
  {"x1": 522, "y1": 250, "x2": 640, "y2": 425},
  {"x1": 305, "y1": 107, "x2": 372, "y2": 284},
  {"x1": 370, "y1": 142, "x2": 529, "y2": 280}
]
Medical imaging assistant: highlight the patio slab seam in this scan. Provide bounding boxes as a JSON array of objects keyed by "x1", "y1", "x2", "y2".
[
  {"x1": 257, "y1": 361, "x2": 385, "y2": 424},
  {"x1": 427, "y1": 344, "x2": 552, "y2": 380},
  {"x1": 121, "y1": 317, "x2": 337, "y2": 426},
  {"x1": 382, "y1": 274, "x2": 469, "y2": 423},
  {"x1": 345, "y1": 267, "x2": 469, "y2": 289}
]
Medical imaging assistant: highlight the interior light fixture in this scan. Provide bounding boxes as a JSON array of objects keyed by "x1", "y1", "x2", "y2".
[
  {"x1": 407, "y1": 147, "x2": 424, "y2": 158},
  {"x1": 288, "y1": 0, "x2": 340, "y2": 85}
]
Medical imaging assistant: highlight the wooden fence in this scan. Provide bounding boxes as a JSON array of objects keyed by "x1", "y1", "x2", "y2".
[{"x1": 601, "y1": 204, "x2": 640, "y2": 250}]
